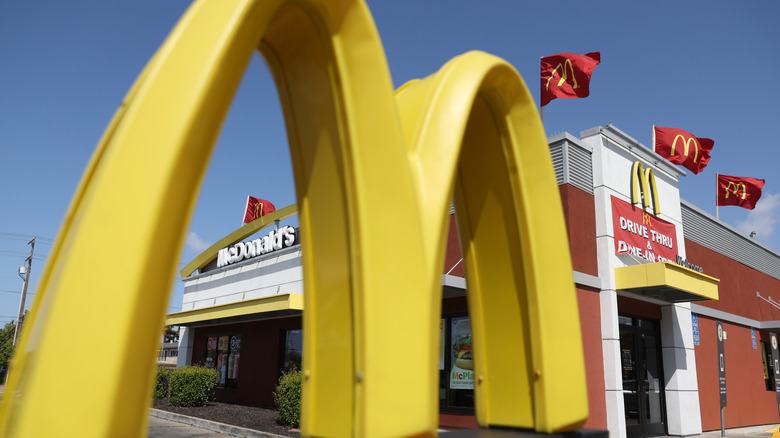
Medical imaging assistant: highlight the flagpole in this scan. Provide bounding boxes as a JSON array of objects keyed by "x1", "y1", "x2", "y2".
[
  {"x1": 716, "y1": 173, "x2": 720, "y2": 220},
  {"x1": 651, "y1": 125, "x2": 656, "y2": 153},
  {"x1": 242, "y1": 195, "x2": 250, "y2": 227},
  {"x1": 540, "y1": 57, "x2": 544, "y2": 124}
]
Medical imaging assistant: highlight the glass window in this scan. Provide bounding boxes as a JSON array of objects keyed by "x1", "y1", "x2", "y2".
[
  {"x1": 205, "y1": 333, "x2": 241, "y2": 389},
  {"x1": 282, "y1": 329, "x2": 303, "y2": 372},
  {"x1": 439, "y1": 316, "x2": 474, "y2": 410}
]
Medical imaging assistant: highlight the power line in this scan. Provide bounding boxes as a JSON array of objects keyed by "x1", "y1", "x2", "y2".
[
  {"x1": 0, "y1": 251, "x2": 48, "y2": 260},
  {"x1": 0, "y1": 289, "x2": 34, "y2": 296},
  {"x1": 0, "y1": 233, "x2": 53, "y2": 243}
]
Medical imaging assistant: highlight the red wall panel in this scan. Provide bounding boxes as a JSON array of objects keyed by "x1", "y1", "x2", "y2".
[
  {"x1": 578, "y1": 286, "x2": 607, "y2": 429},
  {"x1": 193, "y1": 316, "x2": 302, "y2": 407},
  {"x1": 686, "y1": 240, "x2": 780, "y2": 321},
  {"x1": 559, "y1": 184, "x2": 598, "y2": 276},
  {"x1": 695, "y1": 317, "x2": 779, "y2": 430}
]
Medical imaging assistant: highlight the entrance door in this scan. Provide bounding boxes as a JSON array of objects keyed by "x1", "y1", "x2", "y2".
[{"x1": 619, "y1": 315, "x2": 666, "y2": 438}]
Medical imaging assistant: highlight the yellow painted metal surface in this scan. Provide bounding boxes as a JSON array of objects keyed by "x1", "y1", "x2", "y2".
[
  {"x1": 165, "y1": 293, "x2": 303, "y2": 326},
  {"x1": 0, "y1": 0, "x2": 589, "y2": 436},
  {"x1": 394, "y1": 52, "x2": 587, "y2": 431},
  {"x1": 615, "y1": 262, "x2": 720, "y2": 301}
]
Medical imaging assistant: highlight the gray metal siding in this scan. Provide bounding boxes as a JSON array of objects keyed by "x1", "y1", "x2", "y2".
[
  {"x1": 681, "y1": 202, "x2": 780, "y2": 281},
  {"x1": 567, "y1": 144, "x2": 593, "y2": 194},
  {"x1": 549, "y1": 143, "x2": 565, "y2": 186},
  {"x1": 547, "y1": 138, "x2": 593, "y2": 194}
]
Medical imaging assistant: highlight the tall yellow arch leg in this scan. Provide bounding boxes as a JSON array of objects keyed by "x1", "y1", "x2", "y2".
[{"x1": 395, "y1": 51, "x2": 587, "y2": 432}]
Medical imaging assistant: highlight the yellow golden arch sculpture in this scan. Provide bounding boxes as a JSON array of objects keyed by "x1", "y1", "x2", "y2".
[{"x1": 0, "y1": 0, "x2": 587, "y2": 436}]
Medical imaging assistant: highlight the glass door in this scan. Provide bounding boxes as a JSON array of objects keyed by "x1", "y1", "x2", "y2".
[{"x1": 620, "y1": 316, "x2": 666, "y2": 438}]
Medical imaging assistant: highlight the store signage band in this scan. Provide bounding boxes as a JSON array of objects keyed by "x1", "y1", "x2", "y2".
[
  {"x1": 676, "y1": 256, "x2": 703, "y2": 273},
  {"x1": 217, "y1": 226, "x2": 297, "y2": 268}
]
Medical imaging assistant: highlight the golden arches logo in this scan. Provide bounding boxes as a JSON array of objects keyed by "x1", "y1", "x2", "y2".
[
  {"x1": 545, "y1": 58, "x2": 579, "y2": 90},
  {"x1": 671, "y1": 134, "x2": 701, "y2": 163},
  {"x1": 252, "y1": 201, "x2": 265, "y2": 220},
  {"x1": 0, "y1": 1, "x2": 587, "y2": 437},
  {"x1": 725, "y1": 181, "x2": 748, "y2": 199},
  {"x1": 631, "y1": 161, "x2": 661, "y2": 215},
  {"x1": 642, "y1": 212, "x2": 653, "y2": 227}
]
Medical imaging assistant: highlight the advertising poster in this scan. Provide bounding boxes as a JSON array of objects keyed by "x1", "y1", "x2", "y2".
[
  {"x1": 206, "y1": 336, "x2": 218, "y2": 369},
  {"x1": 611, "y1": 196, "x2": 678, "y2": 263},
  {"x1": 217, "y1": 335, "x2": 229, "y2": 387},
  {"x1": 226, "y1": 334, "x2": 241, "y2": 389},
  {"x1": 450, "y1": 317, "x2": 473, "y2": 389}
]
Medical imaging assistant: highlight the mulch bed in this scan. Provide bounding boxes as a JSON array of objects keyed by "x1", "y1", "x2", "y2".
[{"x1": 152, "y1": 398, "x2": 300, "y2": 437}]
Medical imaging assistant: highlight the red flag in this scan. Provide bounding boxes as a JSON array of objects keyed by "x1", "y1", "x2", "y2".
[
  {"x1": 243, "y1": 196, "x2": 276, "y2": 224},
  {"x1": 653, "y1": 126, "x2": 714, "y2": 174},
  {"x1": 540, "y1": 52, "x2": 600, "y2": 106},
  {"x1": 717, "y1": 174, "x2": 765, "y2": 210}
]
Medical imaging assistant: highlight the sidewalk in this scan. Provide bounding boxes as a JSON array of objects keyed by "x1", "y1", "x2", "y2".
[
  {"x1": 682, "y1": 424, "x2": 780, "y2": 438},
  {"x1": 0, "y1": 384, "x2": 777, "y2": 438},
  {"x1": 0, "y1": 386, "x2": 287, "y2": 437}
]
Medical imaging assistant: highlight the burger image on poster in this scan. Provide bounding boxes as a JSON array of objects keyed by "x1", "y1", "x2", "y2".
[
  {"x1": 450, "y1": 318, "x2": 474, "y2": 389},
  {"x1": 453, "y1": 334, "x2": 473, "y2": 370}
]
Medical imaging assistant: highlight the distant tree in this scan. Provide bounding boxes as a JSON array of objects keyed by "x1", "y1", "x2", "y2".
[
  {"x1": 164, "y1": 326, "x2": 179, "y2": 343},
  {"x1": 0, "y1": 321, "x2": 16, "y2": 368}
]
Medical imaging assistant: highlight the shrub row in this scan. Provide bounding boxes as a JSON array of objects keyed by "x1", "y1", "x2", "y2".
[
  {"x1": 154, "y1": 365, "x2": 303, "y2": 427},
  {"x1": 154, "y1": 366, "x2": 219, "y2": 407},
  {"x1": 273, "y1": 368, "x2": 302, "y2": 428}
]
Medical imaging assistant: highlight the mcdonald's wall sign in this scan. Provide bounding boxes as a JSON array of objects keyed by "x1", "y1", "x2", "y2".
[
  {"x1": 0, "y1": 1, "x2": 590, "y2": 437},
  {"x1": 611, "y1": 196, "x2": 678, "y2": 263},
  {"x1": 612, "y1": 161, "x2": 678, "y2": 262}
]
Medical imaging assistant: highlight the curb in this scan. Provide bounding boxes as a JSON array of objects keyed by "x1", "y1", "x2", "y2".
[{"x1": 150, "y1": 408, "x2": 290, "y2": 438}]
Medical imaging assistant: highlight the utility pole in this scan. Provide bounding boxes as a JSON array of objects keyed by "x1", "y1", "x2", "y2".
[{"x1": 13, "y1": 237, "x2": 34, "y2": 347}]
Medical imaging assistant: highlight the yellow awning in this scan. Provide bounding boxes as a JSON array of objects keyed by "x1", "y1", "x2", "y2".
[
  {"x1": 615, "y1": 261, "x2": 719, "y2": 302},
  {"x1": 165, "y1": 293, "x2": 303, "y2": 327}
]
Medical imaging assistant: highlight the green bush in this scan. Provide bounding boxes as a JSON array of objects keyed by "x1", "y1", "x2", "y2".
[
  {"x1": 154, "y1": 367, "x2": 172, "y2": 399},
  {"x1": 168, "y1": 366, "x2": 219, "y2": 407},
  {"x1": 273, "y1": 369, "x2": 302, "y2": 428}
]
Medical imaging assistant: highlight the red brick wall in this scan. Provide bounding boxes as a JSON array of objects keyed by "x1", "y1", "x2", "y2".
[
  {"x1": 685, "y1": 240, "x2": 780, "y2": 321},
  {"x1": 559, "y1": 184, "x2": 598, "y2": 276},
  {"x1": 684, "y1": 239, "x2": 780, "y2": 429},
  {"x1": 192, "y1": 316, "x2": 302, "y2": 407},
  {"x1": 694, "y1": 316, "x2": 779, "y2": 430},
  {"x1": 578, "y1": 286, "x2": 607, "y2": 429}
]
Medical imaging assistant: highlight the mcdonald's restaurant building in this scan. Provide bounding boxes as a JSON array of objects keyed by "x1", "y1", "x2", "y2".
[{"x1": 166, "y1": 124, "x2": 780, "y2": 437}]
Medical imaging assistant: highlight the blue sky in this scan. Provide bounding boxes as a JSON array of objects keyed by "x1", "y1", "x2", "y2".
[{"x1": 1, "y1": 1, "x2": 778, "y2": 324}]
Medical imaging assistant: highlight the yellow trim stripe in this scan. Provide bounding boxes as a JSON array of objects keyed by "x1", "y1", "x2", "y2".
[
  {"x1": 165, "y1": 293, "x2": 303, "y2": 326},
  {"x1": 615, "y1": 262, "x2": 719, "y2": 301}
]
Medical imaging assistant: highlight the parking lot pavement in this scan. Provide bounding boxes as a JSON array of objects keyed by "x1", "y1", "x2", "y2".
[{"x1": 149, "y1": 416, "x2": 230, "y2": 438}]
